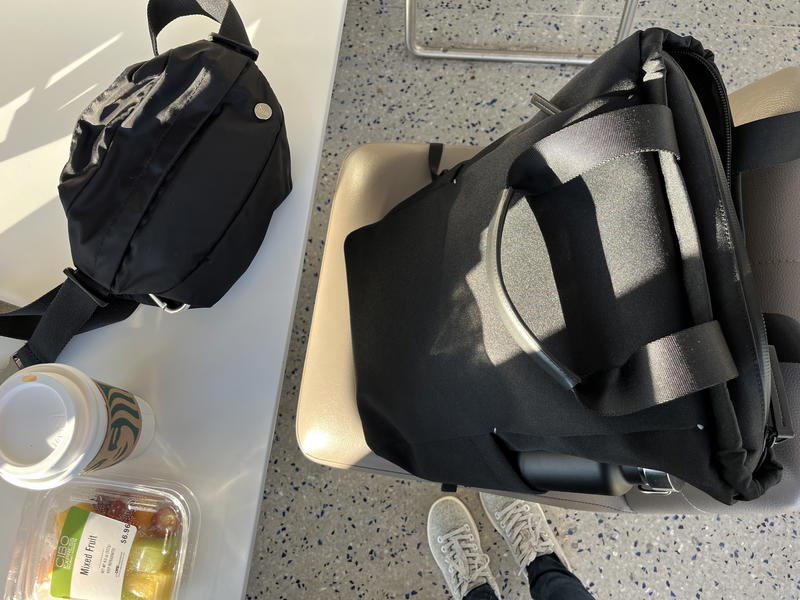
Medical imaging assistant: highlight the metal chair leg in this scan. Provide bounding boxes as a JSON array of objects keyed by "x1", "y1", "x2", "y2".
[{"x1": 405, "y1": 0, "x2": 639, "y2": 66}]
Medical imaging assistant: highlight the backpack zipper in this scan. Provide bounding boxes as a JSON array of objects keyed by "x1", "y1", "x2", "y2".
[
  {"x1": 669, "y1": 46, "x2": 773, "y2": 467},
  {"x1": 670, "y1": 48, "x2": 733, "y2": 183}
]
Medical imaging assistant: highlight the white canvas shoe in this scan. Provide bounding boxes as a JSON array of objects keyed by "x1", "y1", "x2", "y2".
[
  {"x1": 479, "y1": 492, "x2": 570, "y2": 576},
  {"x1": 427, "y1": 496, "x2": 502, "y2": 599}
]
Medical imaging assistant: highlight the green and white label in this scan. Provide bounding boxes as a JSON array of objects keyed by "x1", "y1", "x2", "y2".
[{"x1": 51, "y1": 507, "x2": 136, "y2": 600}]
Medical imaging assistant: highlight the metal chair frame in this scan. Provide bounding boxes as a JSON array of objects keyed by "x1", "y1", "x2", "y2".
[{"x1": 405, "y1": 0, "x2": 639, "y2": 66}]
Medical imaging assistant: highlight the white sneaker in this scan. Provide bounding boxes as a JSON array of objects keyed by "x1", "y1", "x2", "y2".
[
  {"x1": 427, "y1": 496, "x2": 501, "y2": 599},
  {"x1": 479, "y1": 492, "x2": 570, "y2": 576}
]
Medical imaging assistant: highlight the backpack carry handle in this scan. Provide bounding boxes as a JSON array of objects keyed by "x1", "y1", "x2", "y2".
[
  {"x1": 147, "y1": 0, "x2": 253, "y2": 56},
  {"x1": 487, "y1": 104, "x2": 739, "y2": 416},
  {"x1": 486, "y1": 186, "x2": 582, "y2": 392}
]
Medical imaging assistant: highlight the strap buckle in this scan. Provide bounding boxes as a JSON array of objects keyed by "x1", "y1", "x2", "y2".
[
  {"x1": 636, "y1": 469, "x2": 680, "y2": 495},
  {"x1": 148, "y1": 294, "x2": 190, "y2": 315},
  {"x1": 63, "y1": 268, "x2": 109, "y2": 308},
  {"x1": 209, "y1": 33, "x2": 259, "y2": 60}
]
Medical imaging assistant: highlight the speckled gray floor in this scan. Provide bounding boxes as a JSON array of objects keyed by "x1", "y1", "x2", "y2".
[{"x1": 246, "y1": 2, "x2": 800, "y2": 599}]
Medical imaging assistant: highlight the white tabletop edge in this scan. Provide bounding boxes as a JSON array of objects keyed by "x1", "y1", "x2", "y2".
[{"x1": 233, "y1": 5, "x2": 348, "y2": 598}]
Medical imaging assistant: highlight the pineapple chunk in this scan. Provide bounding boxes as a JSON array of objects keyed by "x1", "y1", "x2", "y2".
[{"x1": 121, "y1": 571, "x2": 173, "y2": 600}]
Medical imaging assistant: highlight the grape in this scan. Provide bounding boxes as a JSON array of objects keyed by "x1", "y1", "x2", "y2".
[
  {"x1": 92, "y1": 494, "x2": 112, "y2": 516},
  {"x1": 148, "y1": 506, "x2": 180, "y2": 537},
  {"x1": 108, "y1": 500, "x2": 134, "y2": 523},
  {"x1": 92, "y1": 494, "x2": 136, "y2": 525}
]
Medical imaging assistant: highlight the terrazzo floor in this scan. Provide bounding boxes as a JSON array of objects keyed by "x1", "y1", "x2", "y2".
[{"x1": 246, "y1": 2, "x2": 800, "y2": 599}]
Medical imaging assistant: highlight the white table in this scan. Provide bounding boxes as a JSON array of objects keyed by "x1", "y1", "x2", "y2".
[{"x1": 0, "y1": 1, "x2": 346, "y2": 597}]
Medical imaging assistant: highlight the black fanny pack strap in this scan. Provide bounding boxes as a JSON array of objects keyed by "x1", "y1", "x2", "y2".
[
  {"x1": 489, "y1": 103, "x2": 739, "y2": 414},
  {"x1": 14, "y1": 278, "x2": 105, "y2": 367},
  {"x1": 0, "y1": 278, "x2": 138, "y2": 371},
  {"x1": 147, "y1": 0, "x2": 251, "y2": 55},
  {"x1": 0, "y1": 287, "x2": 62, "y2": 341}
]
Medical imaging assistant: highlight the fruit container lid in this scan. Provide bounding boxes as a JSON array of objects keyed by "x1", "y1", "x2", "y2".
[{"x1": 3, "y1": 476, "x2": 198, "y2": 600}]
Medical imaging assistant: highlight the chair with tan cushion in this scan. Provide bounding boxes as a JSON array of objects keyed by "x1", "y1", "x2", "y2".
[{"x1": 297, "y1": 68, "x2": 800, "y2": 514}]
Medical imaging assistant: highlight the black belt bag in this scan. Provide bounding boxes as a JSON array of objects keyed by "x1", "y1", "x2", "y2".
[
  {"x1": 1, "y1": 0, "x2": 291, "y2": 368},
  {"x1": 345, "y1": 28, "x2": 792, "y2": 505}
]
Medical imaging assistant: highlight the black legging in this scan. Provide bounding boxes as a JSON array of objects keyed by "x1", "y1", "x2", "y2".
[{"x1": 464, "y1": 553, "x2": 592, "y2": 600}]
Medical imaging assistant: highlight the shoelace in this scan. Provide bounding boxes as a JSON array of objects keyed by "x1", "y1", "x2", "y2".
[
  {"x1": 436, "y1": 524, "x2": 494, "y2": 597},
  {"x1": 494, "y1": 501, "x2": 555, "y2": 575}
]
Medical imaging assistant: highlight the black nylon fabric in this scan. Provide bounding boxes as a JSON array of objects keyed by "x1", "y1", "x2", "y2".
[
  {"x1": 0, "y1": 0, "x2": 291, "y2": 368},
  {"x1": 59, "y1": 34, "x2": 291, "y2": 308},
  {"x1": 344, "y1": 28, "x2": 780, "y2": 504},
  {"x1": 490, "y1": 105, "x2": 739, "y2": 414}
]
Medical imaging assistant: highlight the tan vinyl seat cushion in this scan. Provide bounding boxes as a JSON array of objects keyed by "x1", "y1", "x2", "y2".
[
  {"x1": 297, "y1": 68, "x2": 800, "y2": 514},
  {"x1": 730, "y1": 67, "x2": 800, "y2": 324},
  {"x1": 729, "y1": 67, "x2": 800, "y2": 126}
]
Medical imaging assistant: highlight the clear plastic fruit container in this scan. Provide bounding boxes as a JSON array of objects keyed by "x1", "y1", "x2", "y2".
[{"x1": 4, "y1": 476, "x2": 198, "y2": 600}]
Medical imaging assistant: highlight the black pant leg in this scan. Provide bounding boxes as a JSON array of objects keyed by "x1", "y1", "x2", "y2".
[
  {"x1": 527, "y1": 553, "x2": 593, "y2": 600},
  {"x1": 464, "y1": 583, "x2": 500, "y2": 600}
]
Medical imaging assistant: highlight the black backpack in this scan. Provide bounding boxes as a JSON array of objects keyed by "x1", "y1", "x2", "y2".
[
  {"x1": 345, "y1": 29, "x2": 795, "y2": 504},
  {"x1": 1, "y1": 0, "x2": 291, "y2": 369}
]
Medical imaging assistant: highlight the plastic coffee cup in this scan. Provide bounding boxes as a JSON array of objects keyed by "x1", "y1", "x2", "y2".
[{"x1": 0, "y1": 363, "x2": 155, "y2": 490}]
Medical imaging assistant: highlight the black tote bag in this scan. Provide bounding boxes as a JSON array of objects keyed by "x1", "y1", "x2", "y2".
[{"x1": 345, "y1": 29, "x2": 781, "y2": 505}]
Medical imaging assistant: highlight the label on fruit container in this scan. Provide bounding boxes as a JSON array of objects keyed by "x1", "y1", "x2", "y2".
[{"x1": 51, "y1": 507, "x2": 137, "y2": 600}]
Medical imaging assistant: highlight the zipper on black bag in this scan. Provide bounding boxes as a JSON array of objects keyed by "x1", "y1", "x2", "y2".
[
  {"x1": 669, "y1": 47, "x2": 778, "y2": 474},
  {"x1": 670, "y1": 48, "x2": 733, "y2": 183}
]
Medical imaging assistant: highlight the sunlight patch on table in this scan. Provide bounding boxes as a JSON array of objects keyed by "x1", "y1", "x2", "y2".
[
  {"x1": 45, "y1": 33, "x2": 123, "y2": 89},
  {"x1": 0, "y1": 88, "x2": 35, "y2": 145},
  {"x1": 0, "y1": 135, "x2": 71, "y2": 235}
]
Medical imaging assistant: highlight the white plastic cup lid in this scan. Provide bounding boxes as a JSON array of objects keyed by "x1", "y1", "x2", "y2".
[
  {"x1": 0, "y1": 375, "x2": 72, "y2": 465},
  {"x1": 0, "y1": 369, "x2": 101, "y2": 488}
]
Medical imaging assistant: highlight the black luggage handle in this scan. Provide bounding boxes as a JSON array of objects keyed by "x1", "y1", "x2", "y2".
[
  {"x1": 486, "y1": 186, "x2": 581, "y2": 391},
  {"x1": 486, "y1": 104, "x2": 739, "y2": 415},
  {"x1": 147, "y1": 0, "x2": 253, "y2": 56}
]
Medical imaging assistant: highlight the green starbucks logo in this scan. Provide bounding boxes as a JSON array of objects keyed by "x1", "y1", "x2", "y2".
[{"x1": 83, "y1": 382, "x2": 142, "y2": 472}]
